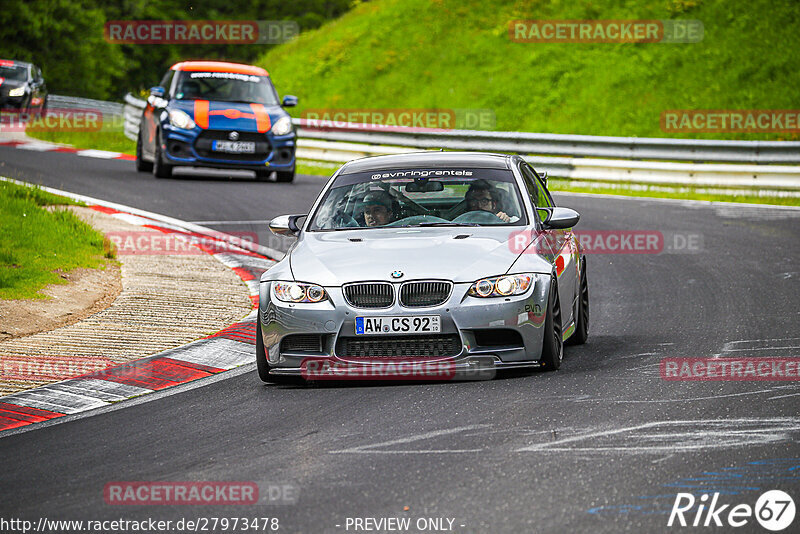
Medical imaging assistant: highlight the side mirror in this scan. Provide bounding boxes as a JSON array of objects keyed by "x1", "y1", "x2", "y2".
[
  {"x1": 147, "y1": 86, "x2": 167, "y2": 108},
  {"x1": 282, "y1": 95, "x2": 298, "y2": 107},
  {"x1": 269, "y1": 214, "x2": 305, "y2": 236},
  {"x1": 542, "y1": 207, "x2": 580, "y2": 229}
]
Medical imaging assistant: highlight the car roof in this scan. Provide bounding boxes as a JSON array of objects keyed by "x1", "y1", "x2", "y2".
[
  {"x1": 170, "y1": 61, "x2": 268, "y2": 76},
  {"x1": 339, "y1": 152, "x2": 513, "y2": 175},
  {"x1": 0, "y1": 59, "x2": 31, "y2": 67}
]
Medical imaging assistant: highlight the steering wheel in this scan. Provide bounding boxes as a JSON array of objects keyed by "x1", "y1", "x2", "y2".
[
  {"x1": 331, "y1": 209, "x2": 358, "y2": 228},
  {"x1": 452, "y1": 210, "x2": 506, "y2": 224}
]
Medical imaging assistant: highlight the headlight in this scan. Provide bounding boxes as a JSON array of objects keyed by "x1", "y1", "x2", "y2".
[
  {"x1": 168, "y1": 109, "x2": 196, "y2": 130},
  {"x1": 270, "y1": 116, "x2": 293, "y2": 136},
  {"x1": 8, "y1": 87, "x2": 25, "y2": 97},
  {"x1": 273, "y1": 281, "x2": 327, "y2": 303},
  {"x1": 468, "y1": 274, "x2": 534, "y2": 298}
]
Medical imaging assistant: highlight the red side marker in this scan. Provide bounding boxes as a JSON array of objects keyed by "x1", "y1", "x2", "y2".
[
  {"x1": 90, "y1": 205, "x2": 121, "y2": 215},
  {"x1": 82, "y1": 358, "x2": 216, "y2": 390}
]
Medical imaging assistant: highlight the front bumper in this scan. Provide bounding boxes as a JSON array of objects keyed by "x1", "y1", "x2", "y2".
[
  {"x1": 0, "y1": 95, "x2": 27, "y2": 109},
  {"x1": 259, "y1": 275, "x2": 551, "y2": 380},
  {"x1": 161, "y1": 125, "x2": 296, "y2": 172}
]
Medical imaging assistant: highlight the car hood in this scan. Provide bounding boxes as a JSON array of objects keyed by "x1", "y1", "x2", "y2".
[
  {"x1": 168, "y1": 99, "x2": 286, "y2": 133},
  {"x1": 288, "y1": 227, "x2": 547, "y2": 285}
]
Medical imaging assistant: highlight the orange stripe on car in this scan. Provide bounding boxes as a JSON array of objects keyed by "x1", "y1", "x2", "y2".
[
  {"x1": 249, "y1": 103, "x2": 271, "y2": 133},
  {"x1": 194, "y1": 100, "x2": 209, "y2": 129}
]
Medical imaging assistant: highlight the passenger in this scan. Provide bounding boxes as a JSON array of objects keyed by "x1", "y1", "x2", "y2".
[
  {"x1": 465, "y1": 180, "x2": 513, "y2": 222},
  {"x1": 362, "y1": 191, "x2": 396, "y2": 227}
]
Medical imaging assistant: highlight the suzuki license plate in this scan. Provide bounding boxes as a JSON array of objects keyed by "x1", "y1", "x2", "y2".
[{"x1": 212, "y1": 140, "x2": 256, "y2": 153}]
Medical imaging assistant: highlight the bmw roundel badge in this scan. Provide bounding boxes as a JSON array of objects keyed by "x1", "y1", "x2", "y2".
[{"x1": 391, "y1": 271, "x2": 403, "y2": 279}]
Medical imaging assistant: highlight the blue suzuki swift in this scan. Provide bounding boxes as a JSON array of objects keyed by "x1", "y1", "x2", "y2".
[{"x1": 136, "y1": 61, "x2": 298, "y2": 182}]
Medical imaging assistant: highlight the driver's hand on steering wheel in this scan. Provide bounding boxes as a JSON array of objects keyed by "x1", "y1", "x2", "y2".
[{"x1": 496, "y1": 211, "x2": 511, "y2": 222}]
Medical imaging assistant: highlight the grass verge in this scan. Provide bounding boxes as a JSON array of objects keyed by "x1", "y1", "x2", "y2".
[
  {"x1": 26, "y1": 128, "x2": 135, "y2": 155},
  {"x1": 0, "y1": 180, "x2": 115, "y2": 300}
]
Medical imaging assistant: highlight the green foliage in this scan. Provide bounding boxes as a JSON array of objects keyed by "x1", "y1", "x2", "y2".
[
  {"x1": 0, "y1": 0, "x2": 126, "y2": 100},
  {"x1": 257, "y1": 0, "x2": 800, "y2": 140},
  {"x1": 0, "y1": 0, "x2": 354, "y2": 100}
]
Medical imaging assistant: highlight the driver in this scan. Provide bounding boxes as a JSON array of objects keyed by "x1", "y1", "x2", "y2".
[
  {"x1": 362, "y1": 191, "x2": 395, "y2": 227},
  {"x1": 465, "y1": 180, "x2": 514, "y2": 222}
]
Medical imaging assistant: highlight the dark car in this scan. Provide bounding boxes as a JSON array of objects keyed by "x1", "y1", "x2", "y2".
[
  {"x1": 0, "y1": 59, "x2": 47, "y2": 114},
  {"x1": 136, "y1": 60, "x2": 298, "y2": 182}
]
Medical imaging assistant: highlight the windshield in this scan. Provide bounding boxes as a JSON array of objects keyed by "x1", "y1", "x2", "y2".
[
  {"x1": 0, "y1": 64, "x2": 28, "y2": 81},
  {"x1": 173, "y1": 71, "x2": 278, "y2": 105},
  {"x1": 309, "y1": 168, "x2": 527, "y2": 230}
]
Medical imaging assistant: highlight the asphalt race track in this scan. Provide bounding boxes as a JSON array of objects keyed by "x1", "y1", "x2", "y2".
[{"x1": 1, "y1": 146, "x2": 799, "y2": 533}]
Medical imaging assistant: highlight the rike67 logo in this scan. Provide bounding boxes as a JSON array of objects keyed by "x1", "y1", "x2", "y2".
[{"x1": 668, "y1": 490, "x2": 795, "y2": 530}]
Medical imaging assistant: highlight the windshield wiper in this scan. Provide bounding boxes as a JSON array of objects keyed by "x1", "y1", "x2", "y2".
[{"x1": 216, "y1": 99, "x2": 271, "y2": 105}]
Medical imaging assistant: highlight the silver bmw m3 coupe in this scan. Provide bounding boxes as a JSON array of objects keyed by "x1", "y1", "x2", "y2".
[{"x1": 257, "y1": 152, "x2": 589, "y2": 382}]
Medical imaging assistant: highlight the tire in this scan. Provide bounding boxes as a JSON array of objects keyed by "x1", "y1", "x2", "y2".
[
  {"x1": 566, "y1": 258, "x2": 589, "y2": 345},
  {"x1": 256, "y1": 316, "x2": 301, "y2": 384},
  {"x1": 152, "y1": 131, "x2": 172, "y2": 178},
  {"x1": 275, "y1": 170, "x2": 294, "y2": 183},
  {"x1": 255, "y1": 169, "x2": 271, "y2": 181},
  {"x1": 135, "y1": 132, "x2": 153, "y2": 172},
  {"x1": 540, "y1": 277, "x2": 564, "y2": 371}
]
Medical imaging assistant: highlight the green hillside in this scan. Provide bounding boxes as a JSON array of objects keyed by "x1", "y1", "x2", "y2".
[{"x1": 257, "y1": 0, "x2": 799, "y2": 140}]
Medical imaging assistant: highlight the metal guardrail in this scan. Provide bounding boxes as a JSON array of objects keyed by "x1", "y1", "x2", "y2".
[
  {"x1": 293, "y1": 120, "x2": 800, "y2": 165},
  {"x1": 122, "y1": 93, "x2": 800, "y2": 190},
  {"x1": 50, "y1": 94, "x2": 124, "y2": 117},
  {"x1": 123, "y1": 93, "x2": 146, "y2": 142}
]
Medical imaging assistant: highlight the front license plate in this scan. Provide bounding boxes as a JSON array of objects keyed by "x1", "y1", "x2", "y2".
[
  {"x1": 212, "y1": 140, "x2": 256, "y2": 153},
  {"x1": 355, "y1": 315, "x2": 441, "y2": 335}
]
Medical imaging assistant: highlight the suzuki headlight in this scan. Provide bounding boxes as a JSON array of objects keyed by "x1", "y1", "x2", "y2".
[
  {"x1": 168, "y1": 109, "x2": 196, "y2": 130},
  {"x1": 270, "y1": 116, "x2": 293, "y2": 136},
  {"x1": 468, "y1": 274, "x2": 534, "y2": 298},
  {"x1": 273, "y1": 281, "x2": 327, "y2": 303},
  {"x1": 8, "y1": 87, "x2": 25, "y2": 97}
]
